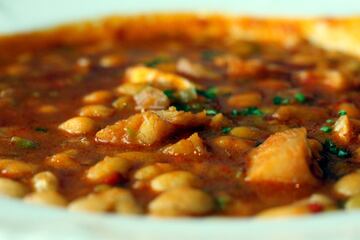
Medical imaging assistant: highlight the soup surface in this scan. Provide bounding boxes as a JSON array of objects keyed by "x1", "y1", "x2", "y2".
[{"x1": 0, "y1": 21, "x2": 360, "y2": 217}]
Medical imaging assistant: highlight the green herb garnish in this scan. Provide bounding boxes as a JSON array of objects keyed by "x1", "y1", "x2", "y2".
[
  {"x1": 338, "y1": 110, "x2": 347, "y2": 116},
  {"x1": 273, "y1": 96, "x2": 289, "y2": 105},
  {"x1": 201, "y1": 50, "x2": 219, "y2": 61},
  {"x1": 320, "y1": 126, "x2": 332, "y2": 133},
  {"x1": 323, "y1": 139, "x2": 351, "y2": 158},
  {"x1": 221, "y1": 127, "x2": 232, "y2": 134},
  {"x1": 294, "y1": 92, "x2": 306, "y2": 103},
  {"x1": 144, "y1": 57, "x2": 168, "y2": 68},
  {"x1": 163, "y1": 89, "x2": 175, "y2": 100},
  {"x1": 34, "y1": 127, "x2": 48, "y2": 133},
  {"x1": 196, "y1": 87, "x2": 218, "y2": 100},
  {"x1": 337, "y1": 149, "x2": 351, "y2": 158},
  {"x1": 232, "y1": 107, "x2": 264, "y2": 117},
  {"x1": 205, "y1": 109, "x2": 219, "y2": 116},
  {"x1": 10, "y1": 136, "x2": 38, "y2": 149},
  {"x1": 326, "y1": 119, "x2": 335, "y2": 124},
  {"x1": 215, "y1": 195, "x2": 231, "y2": 210}
]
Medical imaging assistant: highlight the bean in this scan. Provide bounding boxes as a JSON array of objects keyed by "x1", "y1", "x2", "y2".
[
  {"x1": 79, "y1": 105, "x2": 114, "y2": 118},
  {"x1": 69, "y1": 188, "x2": 141, "y2": 214},
  {"x1": 37, "y1": 104, "x2": 58, "y2": 114},
  {"x1": 24, "y1": 191, "x2": 67, "y2": 207},
  {"x1": 83, "y1": 90, "x2": 113, "y2": 104},
  {"x1": 0, "y1": 159, "x2": 36, "y2": 178},
  {"x1": 112, "y1": 96, "x2": 133, "y2": 110},
  {"x1": 345, "y1": 194, "x2": 360, "y2": 210},
  {"x1": 134, "y1": 163, "x2": 174, "y2": 181},
  {"x1": 68, "y1": 195, "x2": 109, "y2": 213},
  {"x1": 0, "y1": 178, "x2": 28, "y2": 198},
  {"x1": 227, "y1": 92, "x2": 262, "y2": 108},
  {"x1": 32, "y1": 171, "x2": 58, "y2": 192},
  {"x1": 46, "y1": 149, "x2": 79, "y2": 169},
  {"x1": 103, "y1": 188, "x2": 142, "y2": 215},
  {"x1": 230, "y1": 126, "x2": 261, "y2": 140},
  {"x1": 334, "y1": 172, "x2": 360, "y2": 198},
  {"x1": 257, "y1": 194, "x2": 335, "y2": 218},
  {"x1": 150, "y1": 171, "x2": 200, "y2": 192},
  {"x1": 86, "y1": 156, "x2": 130, "y2": 183},
  {"x1": 149, "y1": 187, "x2": 214, "y2": 216},
  {"x1": 58, "y1": 117, "x2": 96, "y2": 135}
]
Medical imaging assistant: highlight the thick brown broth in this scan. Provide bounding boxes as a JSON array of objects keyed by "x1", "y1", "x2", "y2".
[{"x1": 0, "y1": 33, "x2": 360, "y2": 217}]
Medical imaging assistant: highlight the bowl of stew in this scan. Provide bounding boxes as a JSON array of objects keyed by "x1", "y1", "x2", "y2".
[{"x1": 1, "y1": 0, "x2": 360, "y2": 239}]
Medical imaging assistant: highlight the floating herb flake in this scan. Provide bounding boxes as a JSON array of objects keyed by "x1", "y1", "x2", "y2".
[
  {"x1": 294, "y1": 92, "x2": 306, "y2": 103},
  {"x1": 201, "y1": 50, "x2": 219, "y2": 61},
  {"x1": 34, "y1": 127, "x2": 48, "y2": 133},
  {"x1": 273, "y1": 96, "x2": 289, "y2": 105},
  {"x1": 338, "y1": 110, "x2": 347, "y2": 116},
  {"x1": 144, "y1": 57, "x2": 169, "y2": 68},
  {"x1": 323, "y1": 139, "x2": 351, "y2": 158},
  {"x1": 232, "y1": 107, "x2": 264, "y2": 117},
  {"x1": 11, "y1": 136, "x2": 38, "y2": 149},
  {"x1": 221, "y1": 127, "x2": 232, "y2": 134},
  {"x1": 320, "y1": 126, "x2": 332, "y2": 133},
  {"x1": 196, "y1": 87, "x2": 218, "y2": 100},
  {"x1": 205, "y1": 109, "x2": 219, "y2": 116}
]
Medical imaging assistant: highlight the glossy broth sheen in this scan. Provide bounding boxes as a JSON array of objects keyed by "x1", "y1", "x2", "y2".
[{"x1": 0, "y1": 30, "x2": 359, "y2": 217}]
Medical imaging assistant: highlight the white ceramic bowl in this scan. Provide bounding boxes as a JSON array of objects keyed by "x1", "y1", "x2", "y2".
[{"x1": 1, "y1": 1, "x2": 360, "y2": 239}]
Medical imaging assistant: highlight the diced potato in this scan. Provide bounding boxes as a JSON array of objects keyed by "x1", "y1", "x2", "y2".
[
  {"x1": 227, "y1": 92, "x2": 262, "y2": 108},
  {"x1": 155, "y1": 107, "x2": 209, "y2": 126},
  {"x1": 134, "y1": 86, "x2": 169, "y2": 110},
  {"x1": 245, "y1": 128, "x2": 318, "y2": 185},
  {"x1": 333, "y1": 115, "x2": 353, "y2": 145},
  {"x1": 96, "y1": 108, "x2": 209, "y2": 146},
  {"x1": 125, "y1": 66, "x2": 195, "y2": 90},
  {"x1": 162, "y1": 133, "x2": 208, "y2": 156},
  {"x1": 136, "y1": 112, "x2": 174, "y2": 145},
  {"x1": 96, "y1": 112, "x2": 173, "y2": 146}
]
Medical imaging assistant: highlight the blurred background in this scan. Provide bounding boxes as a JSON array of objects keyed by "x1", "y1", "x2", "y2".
[{"x1": 0, "y1": 0, "x2": 359, "y2": 33}]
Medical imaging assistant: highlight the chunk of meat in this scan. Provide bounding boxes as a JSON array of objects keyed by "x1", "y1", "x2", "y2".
[
  {"x1": 95, "y1": 108, "x2": 209, "y2": 146},
  {"x1": 134, "y1": 86, "x2": 170, "y2": 110},
  {"x1": 162, "y1": 133, "x2": 208, "y2": 156},
  {"x1": 245, "y1": 128, "x2": 318, "y2": 185},
  {"x1": 125, "y1": 66, "x2": 195, "y2": 90}
]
